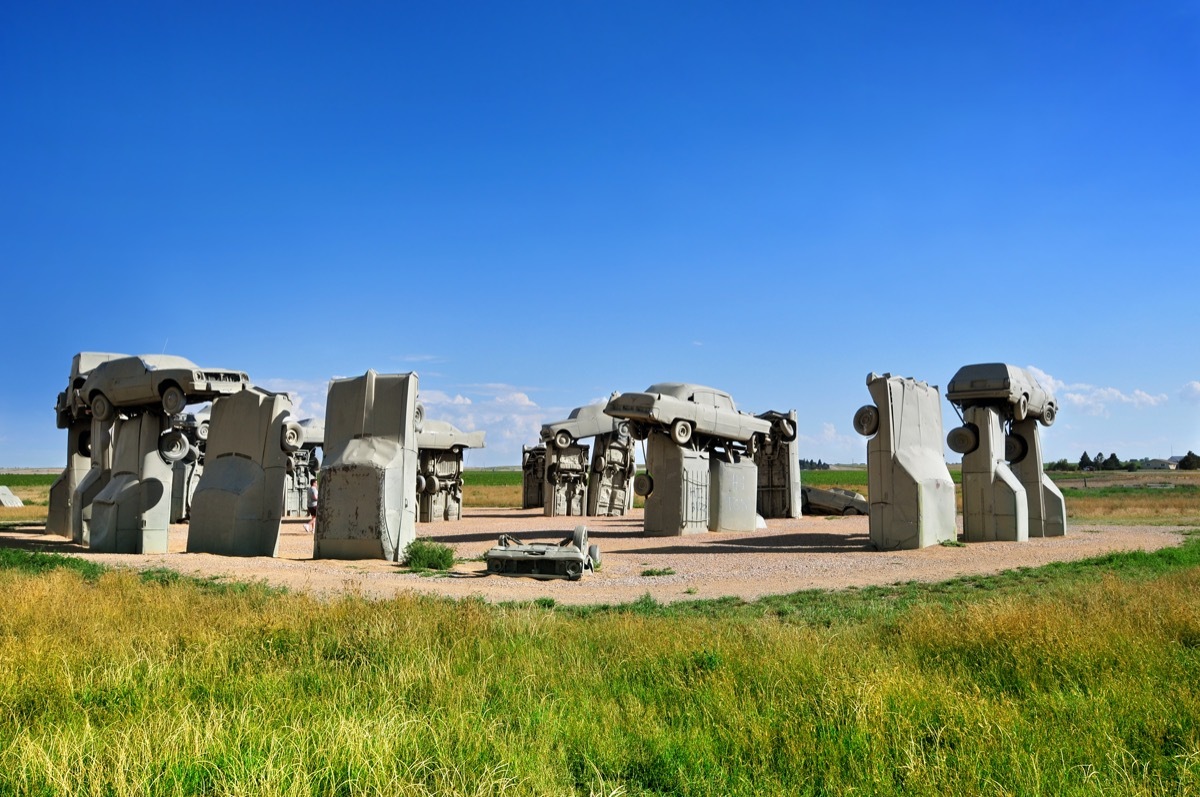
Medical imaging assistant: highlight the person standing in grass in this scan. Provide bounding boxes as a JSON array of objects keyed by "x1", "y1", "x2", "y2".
[{"x1": 304, "y1": 479, "x2": 318, "y2": 533}]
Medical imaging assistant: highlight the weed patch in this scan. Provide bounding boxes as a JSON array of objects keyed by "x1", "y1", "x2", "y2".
[{"x1": 402, "y1": 538, "x2": 455, "y2": 570}]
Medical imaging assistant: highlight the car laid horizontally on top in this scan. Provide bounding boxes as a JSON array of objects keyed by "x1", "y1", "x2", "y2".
[
  {"x1": 946, "y1": 363, "x2": 1057, "y2": 426},
  {"x1": 604, "y1": 383, "x2": 773, "y2": 446},
  {"x1": 76, "y1": 354, "x2": 250, "y2": 421}
]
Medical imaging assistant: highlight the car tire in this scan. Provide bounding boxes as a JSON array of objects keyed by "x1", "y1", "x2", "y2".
[
  {"x1": 554, "y1": 430, "x2": 573, "y2": 450},
  {"x1": 616, "y1": 421, "x2": 630, "y2": 440},
  {"x1": 1013, "y1": 394, "x2": 1029, "y2": 422},
  {"x1": 565, "y1": 561, "x2": 583, "y2": 581},
  {"x1": 158, "y1": 430, "x2": 191, "y2": 463},
  {"x1": 593, "y1": 455, "x2": 607, "y2": 473},
  {"x1": 670, "y1": 419, "x2": 693, "y2": 446},
  {"x1": 1005, "y1": 433, "x2": 1029, "y2": 464},
  {"x1": 588, "y1": 543, "x2": 601, "y2": 568},
  {"x1": 842, "y1": 506, "x2": 859, "y2": 516},
  {"x1": 413, "y1": 402, "x2": 425, "y2": 433},
  {"x1": 90, "y1": 393, "x2": 115, "y2": 422},
  {"x1": 633, "y1": 472, "x2": 653, "y2": 497},
  {"x1": 196, "y1": 420, "x2": 209, "y2": 441},
  {"x1": 572, "y1": 524, "x2": 588, "y2": 551},
  {"x1": 947, "y1": 424, "x2": 979, "y2": 455},
  {"x1": 281, "y1": 421, "x2": 304, "y2": 452},
  {"x1": 415, "y1": 474, "x2": 426, "y2": 494},
  {"x1": 425, "y1": 475, "x2": 441, "y2": 494},
  {"x1": 1041, "y1": 403, "x2": 1056, "y2": 427},
  {"x1": 546, "y1": 464, "x2": 560, "y2": 484},
  {"x1": 775, "y1": 417, "x2": 797, "y2": 442},
  {"x1": 853, "y1": 405, "x2": 879, "y2": 437},
  {"x1": 630, "y1": 422, "x2": 649, "y2": 441},
  {"x1": 161, "y1": 385, "x2": 188, "y2": 416}
]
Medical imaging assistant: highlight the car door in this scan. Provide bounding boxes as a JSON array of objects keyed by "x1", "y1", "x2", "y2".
[
  {"x1": 110, "y1": 359, "x2": 152, "y2": 404},
  {"x1": 690, "y1": 390, "x2": 718, "y2": 436}
]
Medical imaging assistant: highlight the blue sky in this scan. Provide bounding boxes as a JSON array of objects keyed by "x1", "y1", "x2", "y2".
[{"x1": 1, "y1": 1, "x2": 1197, "y2": 468}]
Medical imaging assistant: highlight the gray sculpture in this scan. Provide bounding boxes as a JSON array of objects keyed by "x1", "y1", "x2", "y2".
[
  {"x1": 90, "y1": 410, "x2": 182, "y2": 554},
  {"x1": 544, "y1": 441, "x2": 589, "y2": 517},
  {"x1": 853, "y1": 373, "x2": 957, "y2": 550},
  {"x1": 634, "y1": 431, "x2": 710, "y2": 535},
  {"x1": 187, "y1": 389, "x2": 302, "y2": 556},
  {"x1": 284, "y1": 418, "x2": 324, "y2": 517},
  {"x1": 541, "y1": 396, "x2": 636, "y2": 517},
  {"x1": 754, "y1": 410, "x2": 802, "y2": 518},
  {"x1": 76, "y1": 354, "x2": 249, "y2": 421},
  {"x1": 169, "y1": 407, "x2": 209, "y2": 523},
  {"x1": 416, "y1": 419, "x2": 485, "y2": 522},
  {"x1": 485, "y1": 526, "x2": 599, "y2": 581},
  {"x1": 315, "y1": 370, "x2": 420, "y2": 561},
  {"x1": 587, "y1": 430, "x2": 636, "y2": 516},
  {"x1": 521, "y1": 446, "x2": 546, "y2": 509},
  {"x1": 609, "y1": 383, "x2": 767, "y2": 536},
  {"x1": 70, "y1": 417, "x2": 114, "y2": 545},
  {"x1": 47, "y1": 352, "x2": 127, "y2": 538},
  {"x1": 946, "y1": 363, "x2": 1065, "y2": 541},
  {"x1": 606, "y1": 383, "x2": 772, "y2": 446}
]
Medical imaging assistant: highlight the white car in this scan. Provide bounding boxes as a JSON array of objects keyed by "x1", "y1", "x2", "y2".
[
  {"x1": 946, "y1": 363, "x2": 1057, "y2": 426},
  {"x1": 540, "y1": 396, "x2": 628, "y2": 450},
  {"x1": 604, "y1": 383, "x2": 773, "y2": 446}
]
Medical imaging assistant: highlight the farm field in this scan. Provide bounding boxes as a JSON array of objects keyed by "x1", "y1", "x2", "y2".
[{"x1": 2, "y1": 469, "x2": 1200, "y2": 794}]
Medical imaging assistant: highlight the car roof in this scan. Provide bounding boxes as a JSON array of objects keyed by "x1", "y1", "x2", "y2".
[{"x1": 643, "y1": 383, "x2": 732, "y2": 400}]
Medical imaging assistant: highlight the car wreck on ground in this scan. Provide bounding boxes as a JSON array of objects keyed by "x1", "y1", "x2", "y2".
[
  {"x1": 802, "y1": 486, "x2": 868, "y2": 516},
  {"x1": 485, "y1": 526, "x2": 600, "y2": 580}
]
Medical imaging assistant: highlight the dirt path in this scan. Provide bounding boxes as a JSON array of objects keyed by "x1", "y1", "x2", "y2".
[{"x1": 1, "y1": 509, "x2": 1189, "y2": 605}]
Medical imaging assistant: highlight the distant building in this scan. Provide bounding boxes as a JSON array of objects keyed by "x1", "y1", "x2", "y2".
[
  {"x1": 1170, "y1": 455, "x2": 1186, "y2": 465},
  {"x1": 1145, "y1": 459, "x2": 1177, "y2": 471}
]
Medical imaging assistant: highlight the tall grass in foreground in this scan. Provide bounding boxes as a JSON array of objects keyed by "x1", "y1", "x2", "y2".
[{"x1": 2, "y1": 547, "x2": 1200, "y2": 794}]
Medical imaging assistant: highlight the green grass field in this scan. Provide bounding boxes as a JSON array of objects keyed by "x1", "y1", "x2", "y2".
[{"x1": 2, "y1": 541, "x2": 1200, "y2": 795}]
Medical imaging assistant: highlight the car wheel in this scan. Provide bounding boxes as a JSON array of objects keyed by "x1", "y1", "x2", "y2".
[
  {"x1": 947, "y1": 424, "x2": 979, "y2": 455},
  {"x1": 670, "y1": 419, "x2": 693, "y2": 446},
  {"x1": 158, "y1": 430, "x2": 191, "y2": 463},
  {"x1": 90, "y1": 393, "x2": 115, "y2": 422},
  {"x1": 1005, "y1": 433, "x2": 1029, "y2": 464},
  {"x1": 413, "y1": 402, "x2": 425, "y2": 432},
  {"x1": 487, "y1": 558, "x2": 503, "y2": 574},
  {"x1": 853, "y1": 405, "x2": 879, "y2": 437},
  {"x1": 425, "y1": 475, "x2": 441, "y2": 494},
  {"x1": 630, "y1": 422, "x2": 649, "y2": 441},
  {"x1": 593, "y1": 455, "x2": 607, "y2": 473},
  {"x1": 196, "y1": 420, "x2": 209, "y2": 441},
  {"x1": 554, "y1": 430, "x2": 573, "y2": 450},
  {"x1": 565, "y1": 561, "x2": 583, "y2": 581},
  {"x1": 842, "y1": 506, "x2": 859, "y2": 516},
  {"x1": 572, "y1": 524, "x2": 588, "y2": 551},
  {"x1": 616, "y1": 421, "x2": 630, "y2": 439},
  {"x1": 633, "y1": 472, "x2": 653, "y2": 497},
  {"x1": 161, "y1": 385, "x2": 187, "y2": 416},
  {"x1": 1013, "y1": 394, "x2": 1029, "y2": 422},
  {"x1": 1041, "y1": 403, "x2": 1056, "y2": 427},
  {"x1": 588, "y1": 543, "x2": 601, "y2": 568},
  {"x1": 546, "y1": 464, "x2": 560, "y2": 484},
  {"x1": 281, "y1": 421, "x2": 304, "y2": 452},
  {"x1": 76, "y1": 430, "x2": 92, "y2": 458},
  {"x1": 775, "y1": 417, "x2": 797, "y2": 442},
  {"x1": 416, "y1": 474, "x2": 426, "y2": 494}
]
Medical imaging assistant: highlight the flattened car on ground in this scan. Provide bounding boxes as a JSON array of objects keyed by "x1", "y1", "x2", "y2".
[
  {"x1": 485, "y1": 525, "x2": 601, "y2": 581},
  {"x1": 801, "y1": 486, "x2": 868, "y2": 516}
]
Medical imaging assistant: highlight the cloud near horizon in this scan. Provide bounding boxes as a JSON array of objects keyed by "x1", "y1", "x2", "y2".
[{"x1": 1026, "y1": 366, "x2": 1168, "y2": 417}]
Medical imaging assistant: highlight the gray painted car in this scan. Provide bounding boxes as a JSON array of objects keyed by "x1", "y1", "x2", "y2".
[
  {"x1": 946, "y1": 363, "x2": 1057, "y2": 426},
  {"x1": 604, "y1": 383, "x2": 772, "y2": 446},
  {"x1": 540, "y1": 395, "x2": 629, "y2": 450},
  {"x1": 801, "y1": 486, "x2": 868, "y2": 516},
  {"x1": 78, "y1": 355, "x2": 250, "y2": 421},
  {"x1": 484, "y1": 526, "x2": 600, "y2": 581}
]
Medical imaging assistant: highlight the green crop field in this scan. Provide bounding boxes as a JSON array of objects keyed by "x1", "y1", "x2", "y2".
[
  {"x1": 0, "y1": 473, "x2": 58, "y2": 488},
  {"x1": 2, "y1": 541, "x2": 1200, "y2": 795},
  {"x1": 462, "y1": 470, "x2": 523, "y2": 487}
]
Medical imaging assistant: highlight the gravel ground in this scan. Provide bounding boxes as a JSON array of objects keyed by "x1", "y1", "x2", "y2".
[{"x1": 2, "y1": 509, "x2": 1189, "y2": 606}]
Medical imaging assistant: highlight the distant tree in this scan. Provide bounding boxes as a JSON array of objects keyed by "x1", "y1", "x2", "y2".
[
  {"x1": 1047, "y1": 458, "x2": 1072, "y2": 471},
  {"x1": 1079, "y1": 452, "x2": 1094, "y2": 470},
  {"x1": 1103, "y1": 453, "x2": 1122, "y2": 471},
  {"x1": 1125, "y1": 460, "x2": 1139, "y2": 472},
  {"x1": 1094, "y1": 452, "x2": 1104, "y2": 469},
  {"x1": 1179, "y1": 451, "x2": 1200, "y2": 471}
]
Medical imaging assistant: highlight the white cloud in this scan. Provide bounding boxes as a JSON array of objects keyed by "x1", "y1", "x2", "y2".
[
  {"x1": 1025, "y1": 366, "x2": 1167, "y2": 418},
  {"x1": 799, "y1": 422, "x2": 859, "y2": 452},
  {"x1": 257, "y1": 378, "x2": 329, "y2": 420},
  {"x1": 1182, "y1": 381, "x2": 1200, "y2": 404}
]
